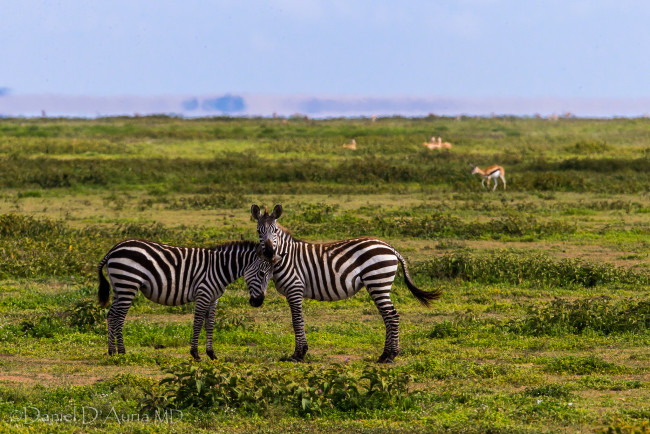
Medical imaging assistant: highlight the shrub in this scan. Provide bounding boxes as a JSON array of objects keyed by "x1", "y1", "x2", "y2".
[
  {"x1": 153, "y1": 361, "x2": 415, "y2": 417},
  {"x1": 414, "y1": 250, "x2": 647, "y2": 288},
  {"x1": 427, "y1": 320, "x2": 462, "y2": 338},
  {"x1": 20, "y1": 315, "x2": 65, "y2": 338},
  {"x1": 69, "y1": 299, "x2": 108, "y2": 332},
  {"x1": 564, "y1": 140, "x2": 611, "y2": 154},
  {"x1": 513, "y1": 296, "x2": 650, "y2": 336},
  {"x1": 0, "y1": 213, "x2": 67, "y2": 238},
  {"x1": 524, "y1": 383, "x2": 574, "y2": 400}
]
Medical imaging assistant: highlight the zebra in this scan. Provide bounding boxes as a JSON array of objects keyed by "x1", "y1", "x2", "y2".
[
  {"x1": 250, "y1": 204, "x2": 443, "y2": 363},
  {"x1": 97, "y1": 239, "x2": 273, "y2": 361}
]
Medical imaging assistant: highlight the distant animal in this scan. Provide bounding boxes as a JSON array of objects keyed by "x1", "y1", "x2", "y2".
[
  {"x1": 436, "y1": 137, "x2": 453, "y2": 149},
  {"x1": 470, "y1": 165, "x2": 506, "y2": 191},
  {"x1": 423, "y1": 137, "x2": 452, "y2": 150},
  {"x1": 422, "y1": 140, "x2": 441, "y2": 149},
  {"x1": 343, "y1": 139, "x2": 357, "y2": 150},
  {"x1": 250, "y1": 204, "x2": 443, "y2": 363},
  {"x1": 97, "y1": 239, "x2": 272, "y2": 360}
]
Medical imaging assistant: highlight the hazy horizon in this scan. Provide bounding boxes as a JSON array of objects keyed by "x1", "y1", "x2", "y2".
[{"x1": 1, "y1": 93, "x2": 650, "y2": 119}]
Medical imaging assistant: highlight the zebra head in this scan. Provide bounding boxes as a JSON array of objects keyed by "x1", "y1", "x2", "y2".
[
  {"x1": 251, "y1": 204, "x2": 282, "y2": 261},
  {"x1": 244, "y1": 257, "x2": 274, "y2": 308}
]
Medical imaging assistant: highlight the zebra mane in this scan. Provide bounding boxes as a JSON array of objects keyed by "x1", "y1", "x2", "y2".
[{"x1": 276, "y1": 223, "x2": 296, "y2": 239}]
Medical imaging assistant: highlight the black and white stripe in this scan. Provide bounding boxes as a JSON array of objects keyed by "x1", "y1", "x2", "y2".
[
  {"x1": 250, "y1": 204, "x2": 442, "y2": 363},
  {"x1": 97, "y1": 239, "x2": 272, "y2": 360}
]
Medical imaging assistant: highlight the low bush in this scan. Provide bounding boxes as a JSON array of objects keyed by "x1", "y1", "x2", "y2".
[
  {"x1": 284, "y1": 212, "x2": 576, "y2": 240},
  {"x1": 151, "y1": 361, "x2": 415, "y2": 417},
  {"x1": 19, "y1": 315, "x2": 66, "y2": 338},
  {"x1": 68, "y1": 299, "x2": 108, "y2": 332},
  {"x1": 0, "y1": 213, "x2": 67, "y2": 238},
  {"x1": 414, "y1": 250, "x2": 647, "y2": 288},
  {"x1": 513, "y1": 296, "x2": 650, "y2": 336},
  {"x1": 543, "y1": 356, "x2": 627, "y2": 375},
  {"x1": 524, "y1": 383, "x2": 574, "y2": 400}
]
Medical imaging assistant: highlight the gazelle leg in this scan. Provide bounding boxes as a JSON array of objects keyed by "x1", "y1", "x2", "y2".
[
  {"x1": 501, "y1": 175, "x2": 507, "y2": 190},
  {"x1": 492, "y1": 177, "x2": 498, "y2": 191}
]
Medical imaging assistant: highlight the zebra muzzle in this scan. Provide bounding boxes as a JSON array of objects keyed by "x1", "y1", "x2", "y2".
[
  {"x1": 249, "y1": 296, "x2": 265, "y2": 307},
  {"x1": 263, "y1": 239, "x2": 275, "y2": 260}
]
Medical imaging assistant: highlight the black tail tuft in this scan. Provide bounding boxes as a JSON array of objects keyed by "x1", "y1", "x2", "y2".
[
  {"x1": 403, "y1": 275, "x2": 443, "y2": 307},
  {"x1": 397, "y1": 250, "x2": 443, "y2": 307},
  {"x1": 98, "y1": 265, "x2": 111, "y2": 307}
]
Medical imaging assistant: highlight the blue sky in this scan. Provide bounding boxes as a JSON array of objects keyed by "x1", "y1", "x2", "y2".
[{"x1": 2, "y1": 1, "x2": 650, "y2": 99}]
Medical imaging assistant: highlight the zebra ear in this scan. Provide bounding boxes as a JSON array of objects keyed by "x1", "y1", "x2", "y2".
[
  {"x1": 271, "y1": 204, "x2": 283, "y2": 220},
  {"x1": 251, "y1": 204, "x2": 261, "y2": 220}
]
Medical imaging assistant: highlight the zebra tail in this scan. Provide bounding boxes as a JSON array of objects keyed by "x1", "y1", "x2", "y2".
[
  {"x1": 395, "y1": 250, "x2": 443, "y2": 307},
  {"x1": 97, "y1": 257, "x2": 111, "y2": 307}
]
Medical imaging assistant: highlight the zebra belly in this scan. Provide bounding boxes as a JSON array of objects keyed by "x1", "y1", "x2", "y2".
[{"x1": 107, "y1": 260, "x2": 195, "y2": 306}]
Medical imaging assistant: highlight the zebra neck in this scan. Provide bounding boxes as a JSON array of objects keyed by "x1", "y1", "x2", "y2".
[
  {"x1": 277, "y1": 229, "x2": 299, "y2": 253},
  {"x1": 209, "y1": 242, "x2": 257, "y2": 281}
]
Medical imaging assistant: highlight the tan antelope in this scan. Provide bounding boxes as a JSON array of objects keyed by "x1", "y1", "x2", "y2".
[
  {"x1": 470, "y1": 164, "x2": 506, "y2": 191},
  {"x1": 439, "y1": 137, "x2": 452, "y2": 149},
  {"x1": 428, "y1": 137, "x2": 452, "y2": 149},
  {"x1": 422, "y1": 139, "x2": 441, "y2": 149},
  {"x1": 343, "y1": 139, "x2": 357, "y2": 150}
]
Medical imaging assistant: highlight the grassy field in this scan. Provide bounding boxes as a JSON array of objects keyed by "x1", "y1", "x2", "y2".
[{"x1": 0, "y1": 115, "x2": 648, "y2": 433}]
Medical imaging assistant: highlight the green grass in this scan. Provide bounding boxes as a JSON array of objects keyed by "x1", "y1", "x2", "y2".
[{"x1": 0, "y1": 116, "x2": 648, "y2": 432}]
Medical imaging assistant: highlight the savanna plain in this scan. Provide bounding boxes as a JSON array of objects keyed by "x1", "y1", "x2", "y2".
[{"x1": 0, "y1": 116, "x2": 648, "y2": 433}]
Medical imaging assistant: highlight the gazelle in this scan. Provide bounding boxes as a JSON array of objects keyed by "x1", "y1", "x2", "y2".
[
  {"x1": 422, "y1": 139, "x2": 441, "y2": 149},
  {"x1": 470, "y1": 165, "x2": 506, "y2": 191},
  {"x1": 439, "y1": 137, "x2": 452, "y2": 149},
  {"x1": 343, "y1": 139, "x2": 357, "y2": 150},
  {"x1": 426, "y1": 137, "x2": 452, "y2": 149}
]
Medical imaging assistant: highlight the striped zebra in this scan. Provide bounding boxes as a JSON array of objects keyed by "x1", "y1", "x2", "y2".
[
  {"x1": 250, "y1": 204, "x2": 443, "y2": 363},
  {"x1": 97, "y1": 239, "x2": 272, "y2": 361}
]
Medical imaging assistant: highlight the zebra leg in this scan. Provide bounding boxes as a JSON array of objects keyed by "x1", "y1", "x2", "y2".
[
  {"x1": 190, "y1": 295, "x2": 211, "y2": 361},
  {"x1": 204, "y1": 299, "x2": 218, "y2": 360},
  {"x1": 111, "y1": 296, "x2": 134, "y2": 355},
  {"x1": 368, "y1": 285, "x2": 400, "y2": 363},
  {"x1": 106, "y1": 305, "x2": 116, "y2": 355},
  {"x1": 283, "y1": 289, "x2": 308, "y2": 362}
]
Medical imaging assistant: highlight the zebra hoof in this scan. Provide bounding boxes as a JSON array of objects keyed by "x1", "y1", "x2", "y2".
[
  {"x1": 280, "y1": 355, "x2": 304, "y2": 363},
  {"x1": 377, "y1": 352, "x2": 396, "y2": 364},
  {"x1": 206, "y1": 350, "x2": 216, "y2": 360},
  {"x1": 190, "y1": 349, "x2": 200, "y2": 361}
]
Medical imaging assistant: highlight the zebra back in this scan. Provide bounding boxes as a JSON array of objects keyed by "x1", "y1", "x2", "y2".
[{"x1": 98, "y1": 239, "x2": 259, "y2": 307}]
